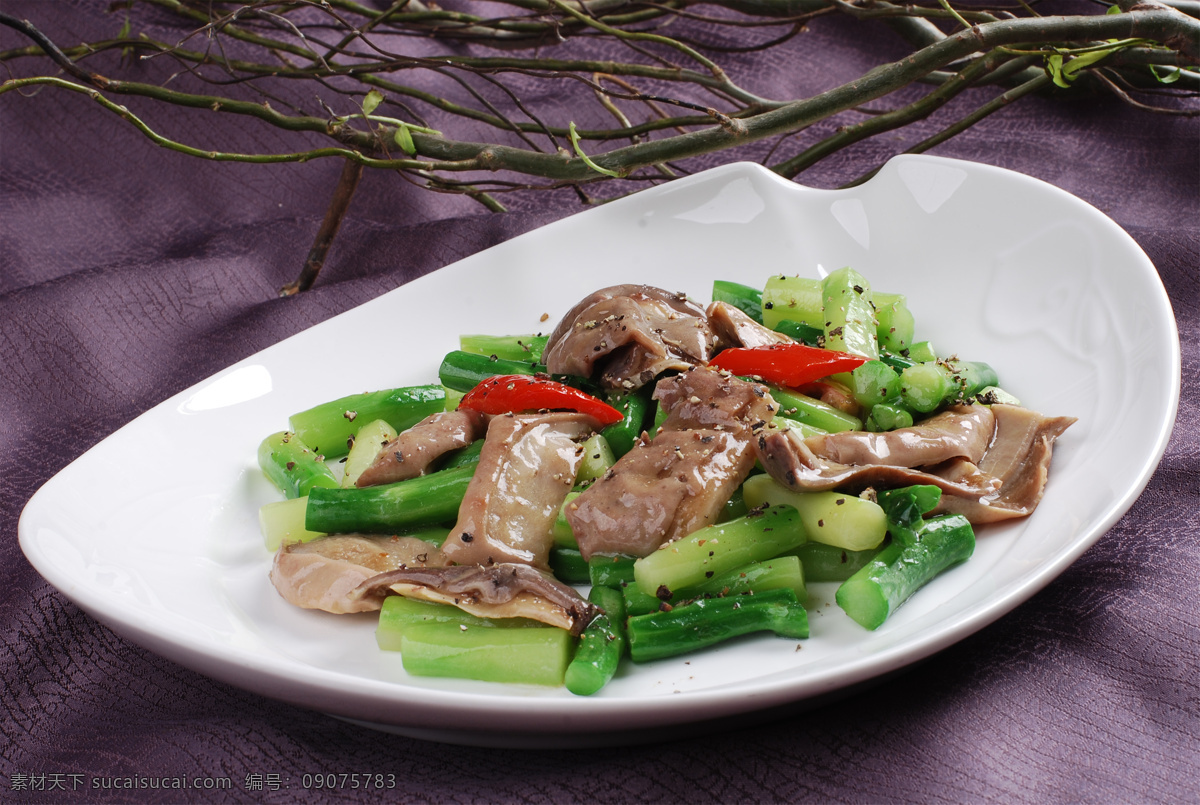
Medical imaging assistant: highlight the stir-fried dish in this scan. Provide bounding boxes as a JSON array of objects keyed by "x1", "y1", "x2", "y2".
[{"x1": 256, "y1": 270, "x2": 1075, "y2": 694}]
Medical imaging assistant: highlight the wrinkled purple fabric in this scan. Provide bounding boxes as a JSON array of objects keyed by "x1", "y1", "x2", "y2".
[{"x1": 2, "y1": 2, "x2": 1197, "y2": 803}]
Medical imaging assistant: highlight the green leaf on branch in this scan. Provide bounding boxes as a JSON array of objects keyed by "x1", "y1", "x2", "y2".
[
  {"x1": 1150, "y1": 64, "x2": 1181, "y2": 84},
  {"x1": 118, "y1": 13, "x2": 133, "y2": 62},
  {"x1": 569, "y1": 122, "x2": 620, "y2": 178},
  {"x1": 362, "y1": 89, "x2": 384, "y2": 117},
  {"x1": 1044, "y1": 43, "x2": 1121, "y2": 87},
  {"x1": 394, "y1": 123, "x2": 416, "y2": 156},
  {"x1": 1046, "y1": 54, "x2": 1069, "y2": 88}
]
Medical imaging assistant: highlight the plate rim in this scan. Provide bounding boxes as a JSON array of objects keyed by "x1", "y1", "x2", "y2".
[{"x1": 17, "y1": 155, "x2": 1182, "y2": 741}]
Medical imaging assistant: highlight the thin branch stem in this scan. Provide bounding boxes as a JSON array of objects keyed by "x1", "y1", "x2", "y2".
[
  {"x1": 280, "y1": 158, "x2": 364, "y2": 295},
  {"x1": 772, "y1": 51, "x2": 1035, "y2": 178}
]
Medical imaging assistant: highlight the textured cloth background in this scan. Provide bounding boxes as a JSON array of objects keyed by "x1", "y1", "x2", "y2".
[{"x1": 2, "y1": 2, "x2": 1197, "y2": 803}]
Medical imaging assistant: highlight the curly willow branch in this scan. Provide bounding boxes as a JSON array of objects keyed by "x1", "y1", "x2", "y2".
[{"x1": 1, "y1": 0, "x2": 1196, "y2": 291}]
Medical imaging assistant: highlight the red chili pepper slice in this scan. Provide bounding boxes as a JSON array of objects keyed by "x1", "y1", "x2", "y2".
[
  {"x1": 708, "y1": 343, "x2": 868, "y2": 388},
  {"x1": 458, "y1": 374, "x2": 623, "y2": 426}
]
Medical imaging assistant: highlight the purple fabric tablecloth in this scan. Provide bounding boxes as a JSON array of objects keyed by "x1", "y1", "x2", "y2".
[{"x1": 2, "y1": 2, "x2": 1197, "y2": 802}]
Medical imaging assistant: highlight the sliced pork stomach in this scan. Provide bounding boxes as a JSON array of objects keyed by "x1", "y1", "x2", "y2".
[
  {"x1": 653, "y1": 365, "x2": 777, "y2": 432},
  {"x1": 566, "y1": 429, "x2": 751, "y2": 558},
  {"x1": 355, "y1": 408, "x2": 487, "y2": 487},
  {"x1": 269, "y1": 534, "x2": 442, "y2": 614},
  {"x1": 756, "y1": 403, "x2": 1074, "y2": 524},
  {"x1": 756, "y1": 422, "x2": 1003, "y2": 497},
  {"x1": 543, "y1": 285, "x2": 717, "y2": 389},
  {"x1": 706, "y1": 300, "x2": 792, "y2": 349},
  {"x1": 807, "y1": 405, "x2": 994, "y2": 468},
  {"x1": 439, "y1": 412, "x2": 598, "y2": 569},
  {"x1": 567, "y1": 368, "x2": 775, "y2": 559},
  {"x1": 757, "y1": 405, "x2": 995, "y2": 492},
  {"x1": 934, "y1": 404, "x2": 1076, "y2": 523},
  {"x1": 350, "y1": 564, "x2": 599, "y2": 635}
]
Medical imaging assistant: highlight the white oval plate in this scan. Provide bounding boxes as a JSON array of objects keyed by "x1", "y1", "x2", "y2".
[{"x1": 19, "y1": 157, "x2": 1179, "y2": 747}]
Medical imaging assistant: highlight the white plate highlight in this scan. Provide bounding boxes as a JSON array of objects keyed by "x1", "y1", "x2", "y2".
[{"x1": 19, "y1": 157, "x2": 1179, "y2": 746}]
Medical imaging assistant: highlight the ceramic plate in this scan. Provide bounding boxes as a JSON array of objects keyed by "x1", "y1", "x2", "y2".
[{"x1": 19, "y1": 157, "x2": 1179, "y2": 747}]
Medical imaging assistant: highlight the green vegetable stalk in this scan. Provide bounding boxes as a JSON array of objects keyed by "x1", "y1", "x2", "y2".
[
  {"x1": 548, "y1": 546, "x2": 591, "y2": 584},
  {"x1": 588, "y1": 554, "x2": 638, "y2": 589},
  {"x1": 633, "y1": 505, "x2": 807, "y2": 595},
  {"x1": 340, "y1": 418, "x2": 398, "y2": 488},
  {"x1": 564, "y1": 585, "x2": 628, "y2": 695},
  {"x1": 899, "y1": 360, "x2": 998, "y2": 413},
  {"x1": 741, "y1": 474, "x2": 887, "y2": 552},
  {"x1": 848, "y1": 360, "x2": 902, "y2": 410},
  {"x1": 305, "y1": 462, "x2": 475, "y2": 533},
  {"x1": 822, "y1": 266, "x2": 879, "y2": 361},
  {"x1": 865, "y1": 403, "x2": 913, "y2": 433},
  {"x1": 762, "y1": 274, "x2": 825, "y2": 331},
  {"x1": 458, "y1": 333, "x2": 548, "y2": 362},
  {"x1": 773, "y1": 319, "x2": 824, "y2": 346},
  {"x1": 401, "y1": 623, "x2": 574, "y2": 686},
  {"x1": 790, "y1": 541, "x2": 883, "y2": 583},
  {"x1": 627, "y1": 588, "x2": 809, "y2": 662},
  {"x1": 289, "y1": 385, "x2": 446, "y2": 458},
  {"x1": 575, "y1": 433, "x2": 616, "y2": 486},
  {"x1": 769, "y1": 385, "x2": 863, "y2": 433},
  {"x1": 376, "y1": 595, "x2": 534, "y2": 651},
  {"x1": 600, "y1": 385, "x2": 652, "y2": 459},
  {"x1": 761, "y1": 274, "x2": 913, "y2": 351},
  {"x1": 377, "y1": 596, "x2": 572, "y2": 686},
  {"x1": 711, "y1": 279, "x2": 764, "y2": 322},
  {"x1": 257, "y1": 431, "x2": 339, "y2": 499},
  {"x1": 835, "y1": 512, "x2": 975, "y2": 630},
  {"x1": 259, "y1": 496, "x2": 323, "y2": 551},
  {"x1": 437, "y1": 350, "x2": 542, "y2": 392},
  {"x1": 624, "y1": 556, "x2": 807, "y2": 617}
]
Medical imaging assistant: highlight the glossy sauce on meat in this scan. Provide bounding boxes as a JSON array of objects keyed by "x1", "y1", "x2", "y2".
[
  {"x1": 566, "y1": 367, "x2": 775, "y2": 559},
  {"x1": 440, "y1": 412, "x2": 599, "y2": 568}
]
